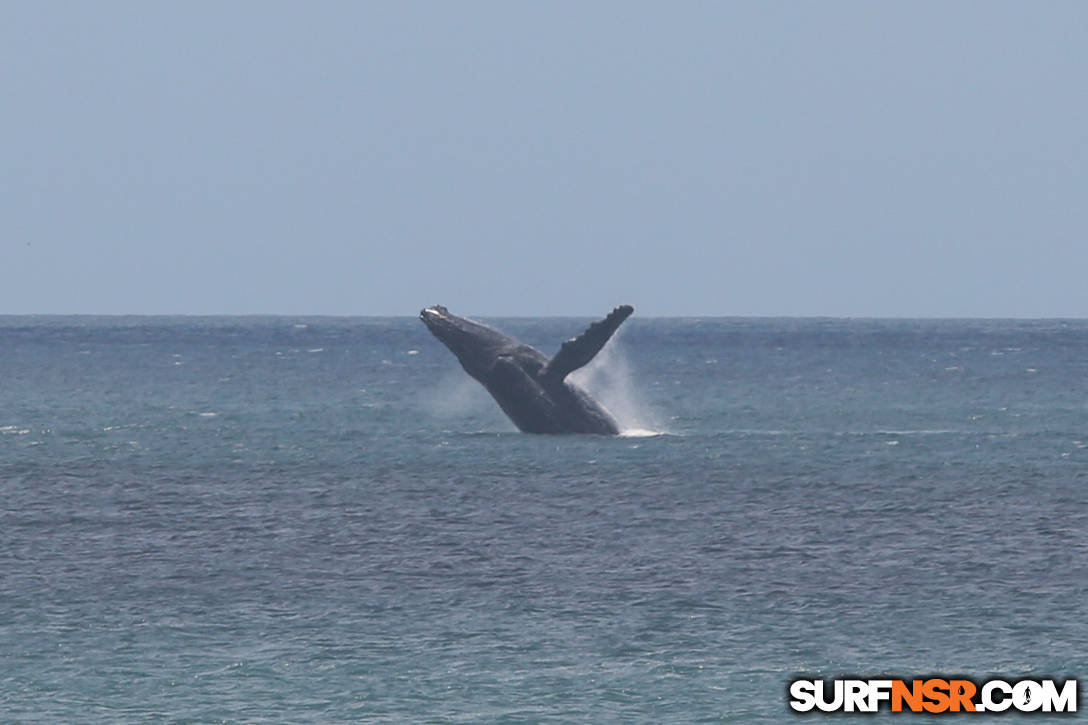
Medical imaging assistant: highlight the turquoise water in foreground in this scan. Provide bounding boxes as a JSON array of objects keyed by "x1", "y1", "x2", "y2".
[{"x1": 1, "y1": 317, "x2": 1085, "y2": 722}]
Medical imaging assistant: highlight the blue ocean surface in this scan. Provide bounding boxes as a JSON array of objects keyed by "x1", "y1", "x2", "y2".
[{"x1": 1, "y1": 316, "x2": 1085, "y2": 722}]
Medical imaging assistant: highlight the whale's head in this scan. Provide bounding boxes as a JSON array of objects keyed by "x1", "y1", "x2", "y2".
[{"x1": 420, "y1": 305, "x2": 516, "y2": 381}]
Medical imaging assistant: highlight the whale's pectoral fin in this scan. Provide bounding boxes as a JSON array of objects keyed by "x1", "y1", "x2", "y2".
[{"x1": 541, "y1": 305, "x2": 633, "y2": 382}]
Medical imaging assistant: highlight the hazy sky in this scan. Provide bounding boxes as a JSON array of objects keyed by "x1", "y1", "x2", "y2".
[{"x1": 3, "y1": 2, "x2": 1086, "y2": 316}]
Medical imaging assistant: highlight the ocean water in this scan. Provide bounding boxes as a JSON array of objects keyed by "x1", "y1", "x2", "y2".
[{"x1": 1, "y1": 316, "x2": 1085, "y2": 722}]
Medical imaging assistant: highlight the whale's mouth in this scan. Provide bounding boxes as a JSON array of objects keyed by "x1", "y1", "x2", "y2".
[
  {"x1": 420, "y1": 305, "x2": 453, "y2": 335},
  {"x1": 420, "y1": 305, "x2": 448, "y2": 319},
  {"x1": 420, "y1": 305, "x2": 480, "y2": 352}
]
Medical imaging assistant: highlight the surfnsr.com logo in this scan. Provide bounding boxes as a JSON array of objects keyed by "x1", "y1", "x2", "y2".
[{"x1": 788, "y1": 678, "x2": 1077, "y2": 714}]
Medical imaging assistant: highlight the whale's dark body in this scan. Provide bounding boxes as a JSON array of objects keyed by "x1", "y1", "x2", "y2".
[{"x1": 420, "y1": 304, "x2": 634, "y2": 434}]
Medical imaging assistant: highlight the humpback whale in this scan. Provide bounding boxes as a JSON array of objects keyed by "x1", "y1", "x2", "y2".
[{"x1": 420, "y1": 304, "x2": 634, "y2": 434}]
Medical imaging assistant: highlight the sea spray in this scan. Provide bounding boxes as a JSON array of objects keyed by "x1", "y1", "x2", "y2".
[
  {"x1": 418, "y1": 369, "x2": 512, "y2": 430},
  {"x1": 569, "y1": 331, "x2": 666, "y2": 436}
]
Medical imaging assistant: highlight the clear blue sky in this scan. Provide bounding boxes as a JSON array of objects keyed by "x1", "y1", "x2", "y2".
[{"x1": 3, "y1": 1, "x2": 1086, "y2": 317}]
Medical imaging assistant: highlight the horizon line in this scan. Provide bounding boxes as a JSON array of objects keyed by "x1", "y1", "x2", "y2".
[{"x1": 2, "y1": 312, "x2": 1086, "y2": 321}]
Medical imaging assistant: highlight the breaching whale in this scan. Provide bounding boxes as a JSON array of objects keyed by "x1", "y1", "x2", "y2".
[{"x1": 420, "y1": 304, "x2": 634, "y2": 434}]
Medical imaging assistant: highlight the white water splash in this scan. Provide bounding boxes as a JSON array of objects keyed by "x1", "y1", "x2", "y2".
[
  {"x1": 619, "y1": 427, "x2": 662, "y2": 438},
  {"x1": 569, "y1": 332, "x2": 666, "y2": 436}
]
